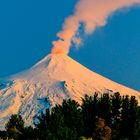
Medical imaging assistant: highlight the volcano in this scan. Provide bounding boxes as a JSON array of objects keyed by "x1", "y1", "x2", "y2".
[{"x1": 0, "y1": 53, "x2": 139, "y2": 129}]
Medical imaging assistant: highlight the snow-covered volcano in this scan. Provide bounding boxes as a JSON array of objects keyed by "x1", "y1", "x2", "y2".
[{"x1": 0, "y1": 54, "x2": 139, "y2": 129}]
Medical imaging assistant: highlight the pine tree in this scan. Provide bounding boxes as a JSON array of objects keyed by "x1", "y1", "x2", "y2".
[
  {"x1": 129, "y1": 96, "x2": 138, "y2": 139},
  {"x1": 111, "y1": 92, "x2": 122, "y2": 122},
  {"x1": 61, "y1": 99, "x2": 83, "y2": 137},
  {"x1": 111, "y1": 92, "x2": 122, "y2": 139},
  {"x1": 135, "y1": 106, "x2": 140, "y2": 139},
  {"x1": 81, "y1": 93, "x2": 99, "y2": 138},
  {"x1": 5, "y1": 114, "x2": 24, "y2": 139},
  {"x1": 36, "y1": 103, "x2": 81, "y2": 140},
  {"x1": 98, "y1": 93, "x2": 112, "y2": 126},
  {"x1": 23, "y1": 126, "x2": 39, "y2": 140},
  {"x1": 120, "y1": 95, "x2": 130, "y2": 139},
  {"x1": 35, "y1": 109, "x2": 51, "y2": 139}
]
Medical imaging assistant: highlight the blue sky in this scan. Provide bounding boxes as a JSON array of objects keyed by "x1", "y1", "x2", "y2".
[{"x1": 0, "y1": 0, "x2": 140, "y2": 91}]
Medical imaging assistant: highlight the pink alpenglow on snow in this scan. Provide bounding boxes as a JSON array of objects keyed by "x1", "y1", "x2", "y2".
[
  {"x1": 0, "y1": 54, "x2": 140, "y2": 130},
  {"x1": 51, "y1": 0, "x2": 140, "y2": 54}
]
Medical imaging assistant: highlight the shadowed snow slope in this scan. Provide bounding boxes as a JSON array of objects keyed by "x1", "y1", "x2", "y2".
[{"x1": 0, "y1": 53, "x2": 139, "y2": 129}]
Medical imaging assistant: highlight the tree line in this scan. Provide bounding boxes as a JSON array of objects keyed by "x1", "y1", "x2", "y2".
[{"x1": 0, "y1": 92, "x2": 140, "y2": 140}]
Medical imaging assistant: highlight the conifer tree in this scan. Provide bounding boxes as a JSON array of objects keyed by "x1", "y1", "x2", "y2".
[
  {"x1": 111, "y1": 92, "x2": 122, "y2": 139},
  {"x1": 98, "y1": 93, "x2": 112, "y2": 126},
  {"x1": 61, "y1": 99, "x2": 83, "y2": 137},
  {"x1": 129, "y1": 96, "x2": 138, "y2": 139},
  {"x1": 81, "y1": 93, "x2": 99, "y2": 138},
  {"x1": 120, "y1": 95, "x2": 130, "y2": 139},
  {"x1": 135, "y1": 106, "x2": 140, "y2": 138},
  {"x1": 5, "y1": 114, "x2": 24, "y2": 139}
]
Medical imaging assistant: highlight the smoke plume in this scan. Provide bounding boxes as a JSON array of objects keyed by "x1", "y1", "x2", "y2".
[{"x1": 51, "y1": 0, "x2": 140, "y2": 54}]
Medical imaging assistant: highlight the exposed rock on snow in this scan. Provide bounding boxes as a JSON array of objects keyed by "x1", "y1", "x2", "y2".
[{"x1": 0, "y1": 54, "x2": 139, "y2": 129}]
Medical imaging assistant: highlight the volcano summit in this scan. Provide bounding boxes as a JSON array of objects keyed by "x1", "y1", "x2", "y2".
[{"x1": 0, "y1": 54, "x2": 139, "y2": 129}]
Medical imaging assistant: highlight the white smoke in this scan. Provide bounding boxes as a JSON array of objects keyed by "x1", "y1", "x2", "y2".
[{"x1": 51, "y1": 0, "x2": 140, "y2": 54}]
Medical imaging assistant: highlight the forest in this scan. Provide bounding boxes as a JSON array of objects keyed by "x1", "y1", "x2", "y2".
[{"x1": 0, "y1": 92, "x2": 140, "y2": 140}]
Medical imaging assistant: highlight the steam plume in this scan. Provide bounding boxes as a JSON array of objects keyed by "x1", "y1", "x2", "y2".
[{"x1": 51, "y1": 0, "x2": 140, "y2": 54}]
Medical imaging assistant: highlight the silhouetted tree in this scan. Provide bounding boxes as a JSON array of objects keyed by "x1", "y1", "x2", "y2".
[
  {"x1": 98, "y1": 93, "x2": 112, "y2": 126},
  {"x1": 5, "y1": 114, "x2": 24, "y2": 139},
  {"x1": 61, "y1": 99, "x2": 83, "y2": 136},
  {"x1": 23, "y1": 126, "x2": 39, "y2": 140},
  {"x1": 119, "y1": 95, "x2": 138, "y2": 139},
  {"x1": 36, "y1": 102, "x2": 80, "y2": 140},
  {"x1": 120, "y1": 95, "x2": 131, "y2": 139},
  {"x1": 129, "y1": 96, "x2": 138, "y2": 139},
  {"x1": 81, "y1": 93, "x2": 99, "y2": 138},
  {"x1": 134, "y1": 106, "x2": 140, "y2": 138},
  {"x1": 35, "y1": 109, "x2": 51, "y2": 139},
  {"x1": 1, "y1": 92, "x2": 140, "y2": 140},
  {"x1": 111, "y1": 92, "x2": 122, "y2": 139}
]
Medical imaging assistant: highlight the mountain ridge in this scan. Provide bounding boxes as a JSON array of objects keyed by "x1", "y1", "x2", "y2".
[{"x1": 0, "y1": 53, "x2": 139, "y2": 129}]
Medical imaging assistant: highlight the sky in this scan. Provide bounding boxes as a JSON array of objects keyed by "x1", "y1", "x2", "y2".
[{"x1": 0, "y1": 0, "x2": 140, "y2": 91}]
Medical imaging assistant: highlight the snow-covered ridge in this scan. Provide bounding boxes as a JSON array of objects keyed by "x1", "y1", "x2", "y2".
[{"x1": 0, "y1": 53, "x2": 139, "y2": 129}]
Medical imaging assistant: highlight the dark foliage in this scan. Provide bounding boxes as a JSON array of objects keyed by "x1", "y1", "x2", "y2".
[
  {"x1": 81, "y1": 93, "x2": 99, "y2": 138},
  {"x1": 0, "y1": 92, "x2": 140, "y2": 140}
]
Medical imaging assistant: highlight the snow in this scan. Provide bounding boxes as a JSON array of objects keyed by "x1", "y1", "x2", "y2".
[{"x1": 0, "y1": 53, "x2": 139, "y2": 130}]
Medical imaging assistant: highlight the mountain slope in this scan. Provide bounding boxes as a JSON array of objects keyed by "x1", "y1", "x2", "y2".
[{"x1": 0, "y1": 54, "x2": 139, "y2": 129}]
